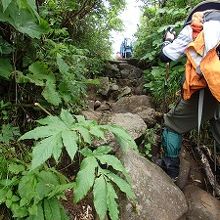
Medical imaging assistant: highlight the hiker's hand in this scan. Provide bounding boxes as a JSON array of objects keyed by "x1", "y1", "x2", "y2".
[
  {"x1": 164, "y1": 27, "x2": 176, "y2": 41},
  {"x1": 165, "y1": 31, "x2": 175, "y2": 41}
]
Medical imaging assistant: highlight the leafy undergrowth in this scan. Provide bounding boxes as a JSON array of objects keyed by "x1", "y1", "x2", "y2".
[
  {"x1": 0, "y1": 109, "x2": 137, "y2": 220},
  {"x1": 0, "y1": 0, "x2": 133, "y2": 219}
]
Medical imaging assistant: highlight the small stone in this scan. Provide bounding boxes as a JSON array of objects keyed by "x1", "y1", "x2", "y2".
[
  {"x1": 98, "y1": 77, "x2": 110, "y2": 96},
  {"x1": 118, "y1": 86, "x2": 132, "y2": 99},
  {"x1": 110, "y1": 83, "x2": 119, "y2": 91}
]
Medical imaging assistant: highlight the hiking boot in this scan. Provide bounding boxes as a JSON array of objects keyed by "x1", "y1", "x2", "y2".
[{"x1": 155, "y1": 156, "x2": 180, "y2": 180}]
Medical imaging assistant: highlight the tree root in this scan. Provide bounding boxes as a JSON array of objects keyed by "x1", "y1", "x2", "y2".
[{"x1": 195, "y1": 145, "x2": 220, "y2": 197}]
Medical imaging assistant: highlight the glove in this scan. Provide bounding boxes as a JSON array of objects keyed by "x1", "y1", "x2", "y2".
[{"x1": 163, "y1": 27, "x2": 176, "y2": 42}]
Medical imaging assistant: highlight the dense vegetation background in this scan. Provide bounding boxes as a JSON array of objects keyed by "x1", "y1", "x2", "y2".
[
  {"x1": 134, "y1": 0, "x2": 202, "y2": 106},
  {"x1": 0, "y1": 0, "x2": 207, "y2": 219}
]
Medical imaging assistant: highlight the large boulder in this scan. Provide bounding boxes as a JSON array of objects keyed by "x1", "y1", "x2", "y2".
[
  {"x1": 136, "y1": 108, "x2": 157, "y2": 127},
  {"x1": 112, "y1": 95, "x2": 153, "y2": 113},
  {"x1": 184, "y1": 185, "x2": 220, "y2": 220},
  {"x1": 106, "y1": 113, "x2": 147, "y2": 140},
  {"x1": 104, "y1": 62, "x2": 121, "y2": 78},
  {"x1": 119, "y1": 149, "x2": 188, "y2": 220},
  {"x1": 118, "y1": 63, "x2": 143, "y2": 79},
  {"x1": 82, "y1": 111, "x2": 147, "y2": 140}
]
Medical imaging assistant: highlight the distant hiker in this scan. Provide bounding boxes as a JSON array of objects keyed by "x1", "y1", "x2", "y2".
[
  {"x1": 157, "y1": 2, "x2": 220, "y2": 180},
  {"x1": 120, "y1": 38, "x2": 133, "y2": 58}
]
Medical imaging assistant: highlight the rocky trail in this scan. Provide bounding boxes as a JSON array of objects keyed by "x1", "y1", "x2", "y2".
[{"x1": 65, "y1": 59, "x2": 220, "y2": 220}]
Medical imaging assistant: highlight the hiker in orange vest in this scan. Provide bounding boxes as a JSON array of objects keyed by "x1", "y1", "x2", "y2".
[{"x1": 158, "y1": 8, "x2": 220, "y2": 180}]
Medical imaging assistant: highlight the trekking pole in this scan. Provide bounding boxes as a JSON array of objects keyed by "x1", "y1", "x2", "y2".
[
  {"x1": 163, "y1": 62, "x2": 170, "y2": 112},
  {"x1": 214, "y1": 140, "x2": 217, "y2": 197}
]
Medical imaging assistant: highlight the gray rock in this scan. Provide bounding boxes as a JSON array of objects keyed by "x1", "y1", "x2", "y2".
[
  {"x1": 184, "y1": 185, "x2": 220, "y2": 220},
  {"x1": 112, "y1": 95, "x2": 153, "y2": 113},
  {"x1": 106, "y1": 63, "x2": 119, "y2": 72},
  {"x1": 110, "y1": 83, "x2": 119, "y2": 91},
  {"x1": 95, "y1": 102, "x2": 111, "y2": 112},
  {"x1": 81, "y1": 110, "x2": 102, "y2": 121},
  {"x1": 107, "y1": 113, "x2": 147, "y2": 140},
  {"x1": 118, "y1": 86, "x2": 132, "y2": 99},
  {"x1": 87, "y1": 100, "x2": 95, "y2": 110},
  {"x1": 117, "y1": 78, "x2": 136, "y2": 88},
  {"x1": 104, "y1": 62, "x2": 121, "y2": 78},
  {"x1": 119, "y1": 150, "x2": 188, "y2": 220},
  {"x1": 98, "y1": 77, "x2": 110, "y2": 96},
  {"x1": 119, "y1": 63, "x2": 143, "y2": 79},
  {"x1": 136, "y1": 108, "x2": 157, "y2": 126},
  {"x1": 176, "y1": 158, "x2": 191, "y2": 190},
  {"x1": 82, "y1": 112, "x2": 146, "y2": 150}
]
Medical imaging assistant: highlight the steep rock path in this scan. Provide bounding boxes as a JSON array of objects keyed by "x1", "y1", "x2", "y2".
[{"x1": 65, "y1": 59, "x2": 220, "y2": 220}]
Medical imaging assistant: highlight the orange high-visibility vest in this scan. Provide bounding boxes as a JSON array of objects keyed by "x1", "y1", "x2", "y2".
[{"x1": 183, "y1": 30, "x2": 220, "y2": 101}]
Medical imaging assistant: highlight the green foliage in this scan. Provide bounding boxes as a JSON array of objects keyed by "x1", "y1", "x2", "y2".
[
  {"x1": 0, "y1": 0, "x2": 49, "y2": 38},
  {"x1": 141, "y1": 125, "x2": 160, "y2": 159},
  {"x1": 20, "y1": 109, "x2": 137, "y2": 169},
  {"x1": 20, "y1": 109, "x2": 137, "y2": 220},
  {"x1": 134, "y1": 0, "x2": 203, "y2": 105},
  {"x1": 74, "y1": 146, "x2": 135, "y2": 220},
  {"x1": 0, "y1": 1, "x2": 133, "y2": 219},
  {"x1": 0, "y1": 124, "x2": 20, "y2": 145},
  {"x1": 0, "y1": 58, "x2": 13, "y2": 79},
  {"x1": 144, "y1": 60, "x2": 185, "y2": 106},
  {"x1": 0, "y1": 154, "x2": 69, "y2": 219},
  {"x1": 0, "y1": 100, "x2": 11, "y2": 121},
  {"x1": 0, "y1": 0, "x2": 126, "y2": 113}
]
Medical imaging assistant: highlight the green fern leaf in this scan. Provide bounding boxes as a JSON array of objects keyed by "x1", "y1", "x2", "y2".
[
  {"x1": 31, "y1": 134, "x2": 62, "y2": 170},
  {"x1": 19, "y1": 126, "x2": 55, "y2": 140},
  {"x1": 74, "y1": 157, "x2": 97, "y2": 203},
  {"x1": 104, "y1": 125, "x2": 138, "y2": 151},
  {"x1": 80, "y1": 148, "x2": 93, "y2": 157},
  {"x1": 60, "y1": 109, "x2": 75, "y2": 126},
  {"x1": 52, "y1": 133, "x2": 63, "y2": 162},
  {"x1": 26, "y1": 202, "x2": 44, "y2": 220},
  {"x1": 42, "y1": 81, "x2": 62, "y2": 106},
  {"x1": 96, "y1": 155, "x2": 125, "y2": 173},
  {"x1": 43, "y1": 198, "x2": 62, "y2": 220},
  {"x1": 77, "y1": 127, "x2": 91, "y2": 144},
  {"x1": 106, "y1": 182, "x2": 119, "y2": 220},
  {"x1": 106, "y1": 172, "x2": 135, "y2": 201},
  {"x1": 8, "y1": 163, "x2": 25, "y2": 174},
  {"x1": 62, "y1": 130, "x2": 78, "y2": 160},
  {"x1": 1, "y1": 0, "x2": 13, "y2": 12},
  {"x1": 89, "y1": 126, "x2": 105, "y2": 139},
  {"x1": 0, "y1": 124, "x2": 20, "y2": 144},
  {"x1": 0, "y1": 58, "x2": 13, "y2": 79},
  {"x1": 74, "y1": 115, "x2": 86, "y2": 123},
  {"x1": 93, "y1": 175, "x2": 107, "y2": 220},
  {"x1": 93, "y1": 145, "x2": 112, "y2": 155},
  {"x1": 56, "y1": 55, "x2": 70, "y2": 74}
]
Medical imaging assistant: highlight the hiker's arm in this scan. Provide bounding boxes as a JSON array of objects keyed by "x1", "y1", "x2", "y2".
[{"x1": 160, "y1": 25, "x2": 193, "y2": 62}]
